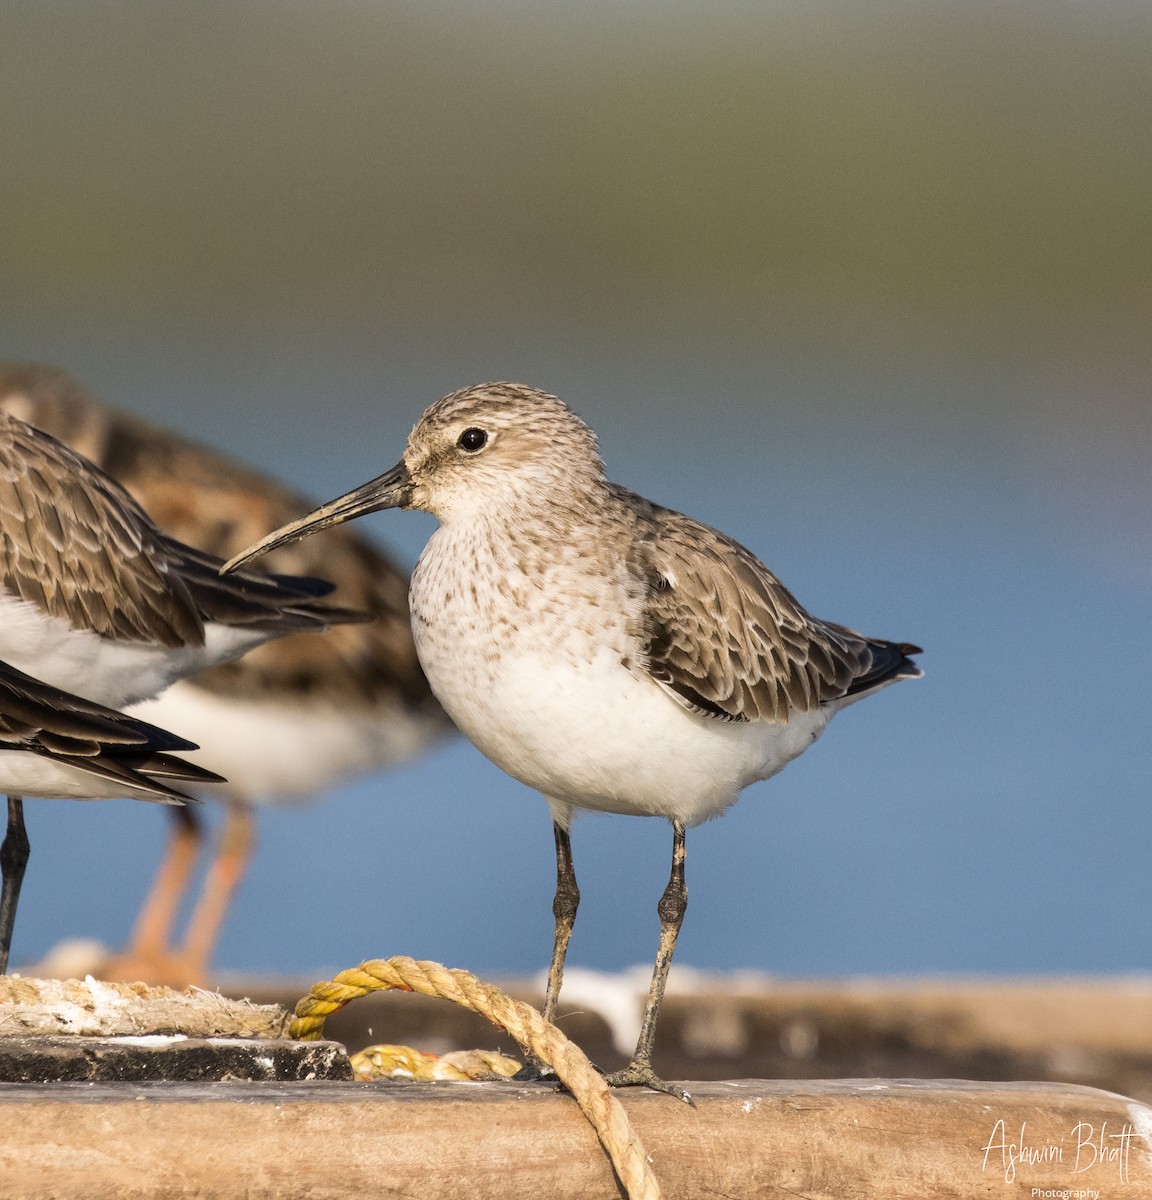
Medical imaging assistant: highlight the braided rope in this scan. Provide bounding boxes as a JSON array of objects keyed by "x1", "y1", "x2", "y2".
[{"x1": 292, "y1": 957, "x2": 662, "y2": 1200}]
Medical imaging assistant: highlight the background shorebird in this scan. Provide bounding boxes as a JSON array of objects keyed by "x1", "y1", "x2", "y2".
[
  {"x1": 224, "y1": 381, "x2": 923, "y2": 1099},
  {"x1": 0, "y1": 381, "x2": 366, "y2": 977},
  {"x1": 0, "y1": 364, "x2": 450, "y2": 985},
  {"x1": 0, "y1": 661, "x2": 224, "y2": 972}
]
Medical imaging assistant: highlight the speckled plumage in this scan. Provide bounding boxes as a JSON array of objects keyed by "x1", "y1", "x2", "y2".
[
  {"x1": 395, "y1": 384, "x2": 921, "y2": 828},
  {"x1": 225, "y1": 381, "x2": 923, "y2": 1097}
]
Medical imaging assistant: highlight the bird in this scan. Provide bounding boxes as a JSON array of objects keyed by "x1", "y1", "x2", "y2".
[
  {"x1": 222, "y1": 381, "x2": 923, "y2": 1100},
  {"x1": 0, "y1": 659, "x2": 225, "y2": 973},
  {"x1": 0, "y1": 380, "x2": 367, "y2": 975},
  {"x1": 0, "y1": 364, "x2": 450, "y2": 985}
]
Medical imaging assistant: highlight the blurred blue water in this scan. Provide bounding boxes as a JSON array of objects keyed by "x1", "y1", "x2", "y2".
[
  {"x1": 9, "y1": 334, "x2": 1150, "y2": 980},
  {"x1": 3, "y1": 0, "x2": 1149, "y2": 980}
]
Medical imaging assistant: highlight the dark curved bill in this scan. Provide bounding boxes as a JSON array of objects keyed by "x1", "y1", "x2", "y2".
[{"x1": 219, "y1": 460, "x2": 413, "y2": 575}]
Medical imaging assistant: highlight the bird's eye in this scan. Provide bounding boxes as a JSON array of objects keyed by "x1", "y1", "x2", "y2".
[{"x1": 458, "y1": 427, "x2": 489, "y2": 453}]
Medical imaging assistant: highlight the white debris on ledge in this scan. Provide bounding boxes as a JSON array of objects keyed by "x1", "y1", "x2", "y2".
[{"x1": 0, "y1": 975, "x2": 291, "y2": 1040}]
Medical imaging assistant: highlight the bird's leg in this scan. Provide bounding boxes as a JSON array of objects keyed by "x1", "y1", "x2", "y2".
[
  {"x1": 515, "y1": 820, "x2": 580, "y2": 1082},
  {"x1": 544, "y1": 821, "x2": 580, "y2": 1024},
  {"x1": 605, "y1": 819, "x2": 692, "y2": 1103},
  {"x1": 179, "y1": 805, "x2": 255, "y2": 985},
  {"x1": 110, "y1": 804, "x2": 202, "y2": 982},
  {"x1": 0, "y1": 796, "x2": 29, "y2": 975}
]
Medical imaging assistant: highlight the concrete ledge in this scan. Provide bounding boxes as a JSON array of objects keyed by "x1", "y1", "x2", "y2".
[
  {"x1": 1, "y1": 1077, "x2": 1149, "y2": 1198},
  {"x1": 0, "y1": 1036, "x2": 351, "y2": 1083},
  {"x1": 239, "y1": 974, "x2": 1152, "y2": 1102},
  {"x1": 0, "y1": 976, "x2": 288, "y2": 1039}
]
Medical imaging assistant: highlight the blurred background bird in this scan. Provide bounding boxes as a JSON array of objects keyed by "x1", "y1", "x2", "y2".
[
  {"x1": 0, "y1": 392, "x2": 369, "y2": 978},
  {"x1": 0, "y1": 364, "x2": 452, "y2": 987}
]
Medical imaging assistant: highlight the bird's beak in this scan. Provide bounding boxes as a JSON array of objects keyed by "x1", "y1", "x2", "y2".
[{"x1": 219, "y1": 460, "x2": 413, "y2": 575}]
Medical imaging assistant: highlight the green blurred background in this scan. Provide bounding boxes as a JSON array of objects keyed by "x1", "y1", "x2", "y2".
[{"x1": 2, "y1": 0, "x2": 1149, "y2": 979}]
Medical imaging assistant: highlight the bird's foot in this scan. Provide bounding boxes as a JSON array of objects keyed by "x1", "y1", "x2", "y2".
[
  {"x1": 100, "y1": 948, "x2": 206, "y2": 990},
  {"x1": 511, "y1": 1056, "x2": 560, "y2": 1084},
  {"x1": 604, "y1": 1062, "x2": 694, "y2": 1105}
]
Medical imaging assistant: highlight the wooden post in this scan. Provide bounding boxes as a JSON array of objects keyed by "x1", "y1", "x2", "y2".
[{"x1": 0, "y1": 1077, "x2": 1147, "y2": 1198}]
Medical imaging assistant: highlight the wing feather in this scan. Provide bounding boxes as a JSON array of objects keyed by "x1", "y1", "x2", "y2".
[
  {"x1": 0, "y1": 411, "x2": 364, "y2": 648},
  {"x1": 0, "y1": 658, "x2": 223, "y2": 801},
  {"x1": 0, "y1": 413, "x2": 206, "y2": 646},
  {"x1": 621, "y1": 488, "x2": 919, "y2": 723}
]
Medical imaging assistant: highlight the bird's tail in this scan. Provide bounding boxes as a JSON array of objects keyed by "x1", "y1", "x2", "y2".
[{"x1": 843, "y1": 640, "x2": 923, "y2": 699}]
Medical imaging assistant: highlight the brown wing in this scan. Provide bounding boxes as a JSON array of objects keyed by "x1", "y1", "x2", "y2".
[
  {"x1": 0, "y1": 410, "x2": 208, "y2": 646},
  {"x1": 0, "y1": 364, "x2": 436, "y2": 712},
  {"x1": 95, "y1": 421, "x2": 430, "y2": 708},
  {"x1": 0, "y1": 405, "x2": 363, "y2": 649},
  {"x1": 624, "y1": 490, "x2": 919, "y2": 723}
]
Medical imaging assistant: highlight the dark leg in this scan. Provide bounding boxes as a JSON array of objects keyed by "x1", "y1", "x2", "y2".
[
  {"x1": 515, "y1": 820, "x2": 580, "y2": 1082},
  {"x1": 605, "y1": 819, "x2": 692, "y2": 1103},
  {"x1": 544, "y1": 821, "x2": 580, "y2": 1024},
  {"x1": 0, "y1": 796, "x2": 30, "y2": 975}
]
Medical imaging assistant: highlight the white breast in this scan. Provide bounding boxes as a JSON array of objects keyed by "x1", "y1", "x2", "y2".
[{"x1": 410, "y1": 521, "x2": 831, "y2": 827}]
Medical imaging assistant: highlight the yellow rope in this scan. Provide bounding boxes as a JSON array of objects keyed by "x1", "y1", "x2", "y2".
[{"x1": 293, "y1": 956, "x2": 662, "y2": 1200}]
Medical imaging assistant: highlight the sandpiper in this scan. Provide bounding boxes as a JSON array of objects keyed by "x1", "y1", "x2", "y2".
[
  {"x1": 0, "y1": 383, "x2": 365, "y2": 973},
  {"x1": 224, "y1": 382, "x2": 922, "y2": 1100},
  {"x1": 0, "y1": 658, "x2": 223, "y2": 972},
  {"x1": 0, "y1": 364, "x2": 449, "y2": 984}
]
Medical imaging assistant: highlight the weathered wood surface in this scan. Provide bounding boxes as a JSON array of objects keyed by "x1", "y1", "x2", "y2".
[{"x1": 0, "y1": 1077, "x2": 1148, "y2": 1199}]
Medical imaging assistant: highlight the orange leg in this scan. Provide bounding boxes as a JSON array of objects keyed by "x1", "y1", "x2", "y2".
[
  {"x1": 103, "y1": 805, "x2": 203, "y2": 986},
  {"x1": 125, "y1": 805, "x2": 203, "y2": 962},
  {"x1": 179, "y1": 804, "x2": 256, "y2": 985}
]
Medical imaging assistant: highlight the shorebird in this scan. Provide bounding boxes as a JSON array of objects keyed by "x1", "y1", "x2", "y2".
[
  {"x1": 0, "y1": 365, "x2": 449, "y2": 984},
  {"x1": 223, "y1": 382, "x2": 923, "y2": 1099},
  {"x1": 0, "y1": 382, "x2": 365, "y2": 975},
  {"x1": 0, "y1": 660, "x2": 223, "y2": 972}
]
